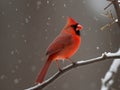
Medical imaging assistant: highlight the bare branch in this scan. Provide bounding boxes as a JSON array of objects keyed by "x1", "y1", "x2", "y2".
[
  {"x1": 101, "y1": 0, "x2": 120, "y2": 30},
  {"x1": 104, "y1": 2, "x2": 113, "y2": 10},
  {"x1": 100, "y1": 19, "x2": 118, "y2": 30},
  {"x1": 111, "y1": 0, "x2": 120, "y2": 27},
  {"x1": 101, "y1": 10, "x2": 118, "y2": 30},
  {"x1": 25, "y1": 49, "x2": 120, "y2": 90}
]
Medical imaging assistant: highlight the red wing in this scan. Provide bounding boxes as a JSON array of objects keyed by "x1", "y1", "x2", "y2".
[{"x1": 46, "y1": 34, "x2": 72, "y2": 56}]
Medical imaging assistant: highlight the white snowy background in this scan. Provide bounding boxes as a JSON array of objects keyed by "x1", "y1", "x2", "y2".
[{"x1": 0, "y1": 0, "x2": 120, "y2": 90}]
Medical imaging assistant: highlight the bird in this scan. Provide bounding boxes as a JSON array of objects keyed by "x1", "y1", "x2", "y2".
[{"x1": 36, "y1": 17, "x2": 83, "y2": 83}]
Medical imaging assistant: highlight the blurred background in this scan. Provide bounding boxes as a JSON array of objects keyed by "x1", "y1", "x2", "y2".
[{"x1": 0, "y1": 0, "x2": 120, "y2": 90}]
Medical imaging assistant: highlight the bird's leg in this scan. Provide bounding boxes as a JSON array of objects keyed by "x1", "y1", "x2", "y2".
[
  {"x1": 67, "y1": 58, "x2": 76, "y2": 65},
  {"x1": 55, "y1": 60, "x2": 62, "y2": 72}
]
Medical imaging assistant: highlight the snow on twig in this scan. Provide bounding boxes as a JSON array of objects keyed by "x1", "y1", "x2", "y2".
[{"x1": 25, "y1": 49, "x2": 120, "y2": 90}]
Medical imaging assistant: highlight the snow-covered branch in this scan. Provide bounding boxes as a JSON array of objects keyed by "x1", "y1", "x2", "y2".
[
  {"x1": 101, "y1": 59, "x2": 120, "y2": 90},
  {"x1": 100, "y1": 48, "x2": 120, "y2": 90},
  {"x1": 100, "y1": 1, "x2": 120, "y2": 89},
  {"x1": 25, "y1": 49, "x2": 120, "y2": 90}
]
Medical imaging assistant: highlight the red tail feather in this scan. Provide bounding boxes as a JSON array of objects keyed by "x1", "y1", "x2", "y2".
[{"x1": 36, "y1": 57, "x2": 52, "y2": 83}]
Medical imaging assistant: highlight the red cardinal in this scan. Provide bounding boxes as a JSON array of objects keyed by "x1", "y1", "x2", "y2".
[{"x1": 36, "y1": 17, "x2": 83, "y2": 83}]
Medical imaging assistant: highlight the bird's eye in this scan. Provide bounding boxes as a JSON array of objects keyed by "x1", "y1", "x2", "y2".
[{"x1": 71, "y1": 24, "x2": 78, "y2": 30}]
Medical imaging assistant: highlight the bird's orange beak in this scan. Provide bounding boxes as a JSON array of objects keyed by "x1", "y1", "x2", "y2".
[{"x1": 77, "y1": 24, "x2": 83, "y2": 31}]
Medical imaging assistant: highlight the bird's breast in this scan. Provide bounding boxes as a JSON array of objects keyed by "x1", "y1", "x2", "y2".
[{"x1": 54, "y1": 35, "x2": 81, "y2": 60}]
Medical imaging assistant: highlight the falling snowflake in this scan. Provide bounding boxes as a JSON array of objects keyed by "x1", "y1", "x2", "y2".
[
  {"x1": 28, "y1": 15, "x2": 31, "y2": 19},
  {"x1": 25, "y1": 18, "x2": 29, "y2": 23},
  {"x1": 1, "y1": 11, "x2": 5, "y2": 15},
  {"x1": 37, "y1": 1, "x2": 41, "y2": 9},
  {"x1": 11, "y1": 69, "x2": 15, "y2": 73},
  {"x1": 18, "y1": 59, "x2": 22, "y2": 64},
  {"x1": 63, "y1": 4, "x2": 67, "y2": 8},
  {"x1": 47, "y1": 17, "x2": 51, "y2": 20},
  {"x1": 52, "y1": 3, "x2": 55, "y2": 7},
  {"x1": 25, "y1": 16, "x2": 31, "y2": 23},
  {"x1": 96, "y1": 46, "x2": 100, "y2": 50},
  {"x1": 7, "y1": 24, "x2": 11, "y2": 28},
  {"x1": 62, "y1": 16, "x2": 65, "y2": 18},
  {"x1": 46, "y1": 22, "x2": 50, "y2": 26},
  {"x1": 93, "y1": 16, "x2": 99, "y2": 21},
  {"x1": 41, "y1": 57, "x2": 45, "y2": 61},
  {"x1": 21, "y1": 34, "x2": 25, "y2": 38},
  {"x1": 31, "y1": 65, "x2": 36, "y2": 72},
  {"x1": 109, "y1": 41, "x2": 113, "y2": 49},
  {"x1": 11, "y1": 50, "x2": 14, "y2": 55},
  {"x1": 15, "y1": 8, "x2": 18, "y2": 12},
  {"x1": 0, "y1": 74, "x2": 7, "y2": 80},
  {"x1": 8, "y1": 1, "x2": 12, "y2": 5},
  {"x1": 26, "y1": 3, "x2": 30, "y2": 7},
  {"x1": 115, "y1": 19, "x2": 118, "y2": 22},
  {"x1": 15, "y1": 65, "x2": 19, "y2": 69},
  {"x1": 15, "y1": 48, "x2": 19, "y2": 55},
  {"x1": 24, "y1": 39, "x2": 27, "y2": 43},
  {"x1": 82, "y1": 0, "x2": 86, "y2": 4},
  {"x1": 45, "y1": 29, "x2": 48, "y2": 32},
  {"x1": 14, "y1": 78, "x2": 20, "y2": 84},
  {"x1": 47, "y1": 0, "x2": 50, "y2": 4}
]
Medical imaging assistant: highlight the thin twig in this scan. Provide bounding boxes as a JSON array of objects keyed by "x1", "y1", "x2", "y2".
[
  {"x1": 25, "y1": 49, "x2": 120, "y2": 90},
  {"x1": 101, "y1": 0, "x2": 120, "y2": 30},
  {"x1": 111, "y1": 0, "x2": 120, "y2": 27},
  {"x1": 104, "y1": 2, "x2": 113, "y2": 10},
  {"x1": 100, "y1": 19, "x2": 117, "y2": 30}
]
